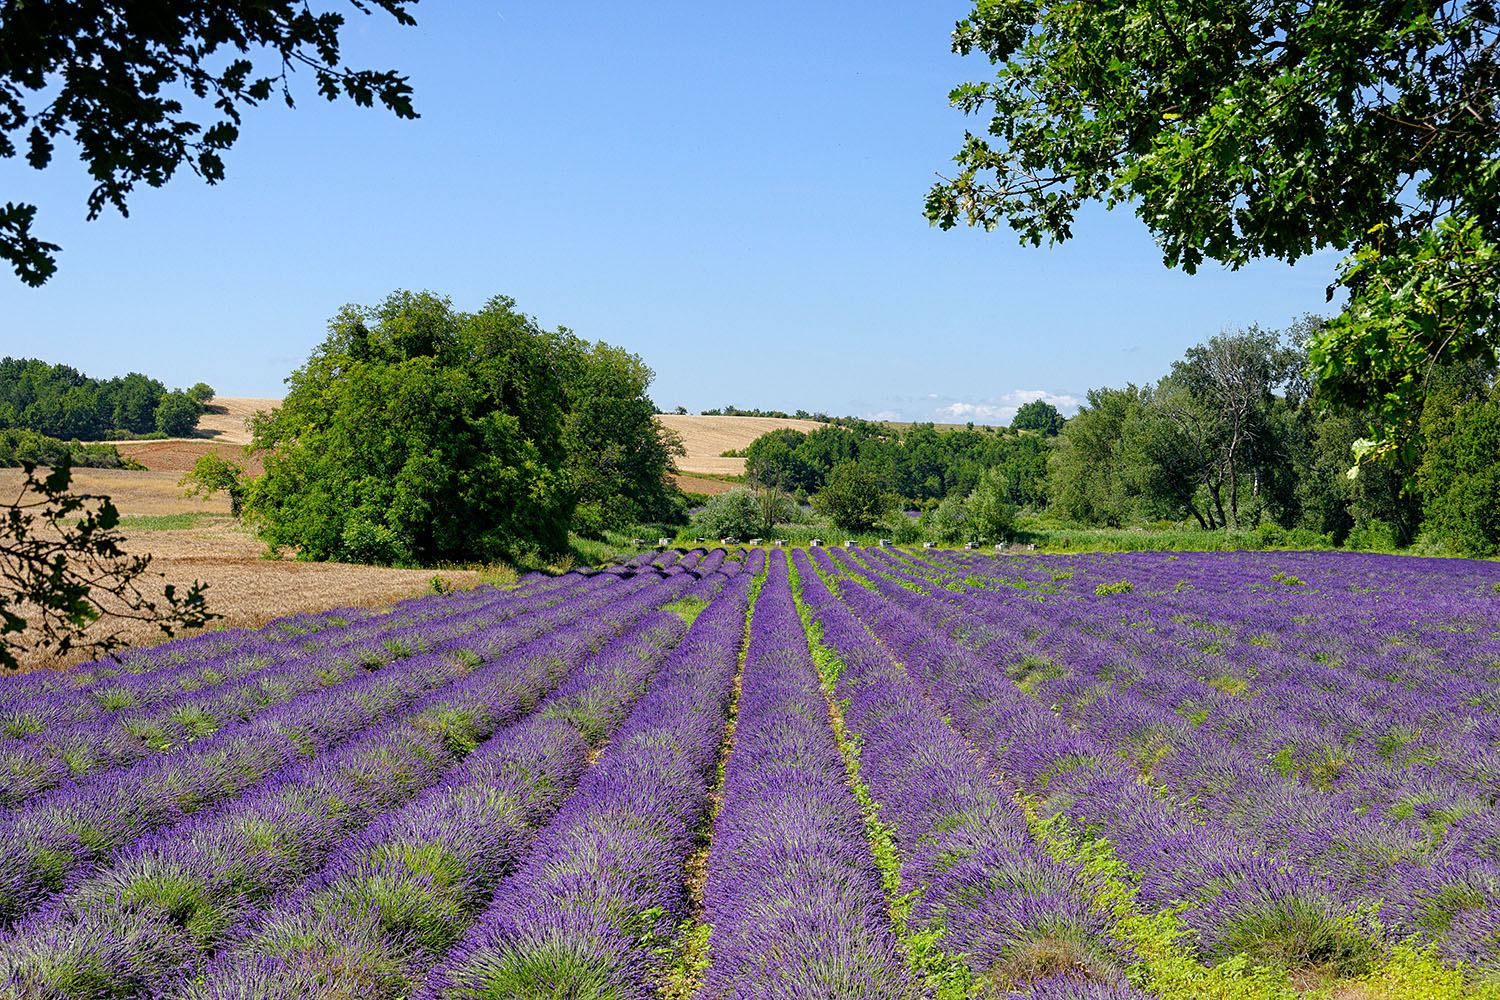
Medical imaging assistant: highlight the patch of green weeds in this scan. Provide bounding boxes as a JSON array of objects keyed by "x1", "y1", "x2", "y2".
[
  {"x1": 661, "y1": 595, "x2": 710, "y2": 624},
  {"x1": 117, "y1": 512, "x2": 214, "y2": 530}
]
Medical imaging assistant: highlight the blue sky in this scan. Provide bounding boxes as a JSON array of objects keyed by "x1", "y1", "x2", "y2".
[{"x1": 0, "y1": 2, "x2": 1340, "y2": 424}]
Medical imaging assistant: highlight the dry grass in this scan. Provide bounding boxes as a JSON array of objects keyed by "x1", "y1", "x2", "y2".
[
  {"x1": 107, "y1": 396, "x2": 275, "y2": 475},
  {"x1": 193, "y1": 396, "x2": 277, "y2": 445},
  {"x1": 0, "y1": 463, "x2": 476, "y2": 672},
  {"x1": 670, "y1": 473, "x2": 737, "y2": 496},
  {"x1": 654, "y1": 414, "x2": 825, "y2": 475}
]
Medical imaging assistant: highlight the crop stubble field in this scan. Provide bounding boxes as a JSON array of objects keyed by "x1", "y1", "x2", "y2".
[
  {"x1": 1, "y1": 406, "x2": 819, "y2": 669},
  {"x1": 0, "y1": 545, "x2": 1495, "y2": 998},
  {"x1": 2, "y1": 398, "x2": 481, "y2": 669}
]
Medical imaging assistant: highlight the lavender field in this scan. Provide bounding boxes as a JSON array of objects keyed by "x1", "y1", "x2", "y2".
[{"x1": 0, "y1": 545, "x2": 1497, "y2": 999}]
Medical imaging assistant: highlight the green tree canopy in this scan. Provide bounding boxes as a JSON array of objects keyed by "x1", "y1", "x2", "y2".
[
  {"x1": 554, "y1": 335, "x2": 684, "y2": 536},
  {"x1": 244, "y1": 291, "x2": 574, "y2": 565},
  {"x1": 1011, "y1": 399, "x2": 1064, "y2": 436},
  {"x1": 811, "y1": 461, "x2": 895, "y2": 532},
  {"x1": 1, "y1": 0, "x2": 418, "y2": 285},
  {"x1": 1048, "y1": 385, "x2": 1149, "y2": 527},
  {"x1": 929, "y1": 1, "x2": 1500, "y2": 463},
  {"x1": 0, "y1": 357, "x2": 210, "y2": 439}
]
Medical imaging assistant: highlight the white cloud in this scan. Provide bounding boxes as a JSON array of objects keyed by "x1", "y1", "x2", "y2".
[{"x1": 936, "y1": 389, "x2": 1080, "y2": 425}]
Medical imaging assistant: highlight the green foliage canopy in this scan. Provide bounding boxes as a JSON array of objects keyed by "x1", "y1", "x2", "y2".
[
  {"x1": 245, "y1": 291, "x2": 574, "y2": 565},
  {"x1": 929, "y1": 1, "x2": 1500, "y2": 462},
  {"x1": 1419, "y1": 373, "x2": 1500, "y2": 555},
  {"x1": 556, "y1": 337, "x2": 684, "y2": 536},
  {"x1": 1, "y1": 1, "x2": 418, "y2": 285},
  {"x1": 966, "y1": 466, "x2": 1016, "y2": 541},
  {"x1": 233, "y1": 289, "x2": 680, "y2": 566},
  {"x1": 0, "y1": 358, "x2": 207, "y2": 440},
  {"x1": 811, "y1": 461, "x2": 895, "y2": 532},
  {"x1": 1011, "y1": 399, "x2": 1064, "y2": 436},
  {"x1": 693, "y1": 487, "x2": 792, "y2": 540}
]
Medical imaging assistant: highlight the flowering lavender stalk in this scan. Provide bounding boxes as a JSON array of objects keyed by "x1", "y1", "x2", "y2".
[
  {"x1": 167, "y1": 599, "x2": 707, "y2": 999},
  {"x1": 823, "y1": 549, "x2": 1370, "y2": 974},
  {"x1": 0, "y1": 570, "x2": 688, "y2": 931},
  {"x1": 417, "y1": 566, "x2": 758, "y2": 1000},
  {"x1": 871, "y1": 547, "x2": 1500, "y2": 966}
]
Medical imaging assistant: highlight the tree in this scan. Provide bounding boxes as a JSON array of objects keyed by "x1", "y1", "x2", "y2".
[
  {"x1": 554, "y1": 336, "x2": 684, "y2": 535},
  {"x1": 2, "y1": 460, "x2": 216, "y2": 669},
  {"x1": 1012, "y1": 399, "x2": 1064, "y2": 436},
  {"x1": 745, "y1": 428, "x2": 820, "y2": 495},
  {"x1": 694, "y1": 488, "x2": 786, "y2": 540},
  {"x1": 2, "y1": 1, "x2": 418, "y2": 285},
  {"x1": 243, "y1": 291, "x2": 573, "y2": 565},
  {"x1": 1418, "y1": 368, "x2": 1500, "y2": 554},
  {"x1": 933, "y1": 493, "x2": 968, "y2": 543},
  {"x1": 154, "y1": 391, "x2": 202, "y2": 437},
  {"x1": 966, "y1": 466, "x2": 1016, "y2": 541},
  {"x1": 1048, "y1": 386, "x2": 1148, "y2": 527},
  {"x1": 189, "y1": 382, "x2": 216, "y2": 405},
  {"x1": 811, "y1": 462, "x2": 894, "y2": 532},
  {"x1": 1169, "y1": 328, "x2": 1301, "y2": 528},
  {"x1": 929, "y1": 1, "x2": 1500, "y2": 464},
  {"x1": 181, "y1": 451, "x2": 247, "y2": 516}
]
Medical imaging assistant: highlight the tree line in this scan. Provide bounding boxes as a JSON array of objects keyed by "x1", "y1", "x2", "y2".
[
  {"x1": 727, "y1": 320, "x2": 1500, "y2": 556},
  {"x1": 1048, "y1": 318, "x2": 1500, "y2": 556},
  {"x1": 0, "y1": 358, "x2": 214, "y2": 441}
]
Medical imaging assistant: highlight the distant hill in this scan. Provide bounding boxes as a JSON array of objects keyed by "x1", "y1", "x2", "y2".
[
  {"x1": 653, "y1": 414, "x2": 826, "y2": 477},
  {"x1": 110, "y1": 397, "x2": 275, "y2": 473}
]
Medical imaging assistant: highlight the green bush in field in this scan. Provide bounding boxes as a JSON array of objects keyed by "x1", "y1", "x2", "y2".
[
  {"x1": 694, "y1": 487, "x2": 791, "y2": 539},
  {"x1": 1420, "y1": 386, "x2": 1500, "y2": 557},
  {"x1": 812, "y1": 462, "x2": 895, "y2": 533},
  {"x1": 966, "y1": 466, "x2": 1016, "y2": 542},
  {"x1": 933, "y1": 494, "x2": 968, "y2": 543},
  {"x1": 242, "y1": 291, "x2": 576, "y2": 565}
]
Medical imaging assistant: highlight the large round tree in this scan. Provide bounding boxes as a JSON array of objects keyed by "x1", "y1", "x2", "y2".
[{"x1": 246, "y1": 291, "x2": 573, "y2": 565}]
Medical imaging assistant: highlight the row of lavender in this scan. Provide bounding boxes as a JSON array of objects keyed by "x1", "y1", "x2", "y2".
[
  {"x1": 842, "y1": 546, "x2": 1500, "y2": 975},
  {"x1": 0, "y1": 547, "x2": 739, "y2": 997},
  {"x1": 3, "y1": 542, "x2": 1491, "y2": 997}
]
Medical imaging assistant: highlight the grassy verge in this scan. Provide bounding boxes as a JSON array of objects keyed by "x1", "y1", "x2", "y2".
[{"x1": 117, "y1": 511, "x2": 221, "y2": 530}]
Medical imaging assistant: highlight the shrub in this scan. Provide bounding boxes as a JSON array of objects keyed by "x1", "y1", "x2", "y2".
[
  {"x1": 966, "y1": 466, "x2": 1016, "y2": 541},
  {"x1": 811, "y1": 462, "x2": 894, "y2": 532},
  {"x1": 694, "y1": 489, "x2": 764, "y2": 539},
  {"x1": 933, "y1": 494, "x2": 968, "y2": 543},
  {"x1": 154, "y1": 391, "x2": 202, "y2": 437}
]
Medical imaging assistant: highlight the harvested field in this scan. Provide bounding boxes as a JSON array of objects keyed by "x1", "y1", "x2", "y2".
[
  {"x1": 0, "y1": 465, "x2": 475, "y2": 671},
  {"x1": 193, "y1": 396, "x2": 277, "y2": 444},
  {"x1": 654, "y1": 414, "x2": 825, "y2": 475},
  {"x1": 112, "y1": 439, "x2": 263, "y2": 475},
  {"x1": 103, "y1": 396, "x2": 275, "y2": 474},
  {"x1": 669, "y1": 473, "x2": 737, "y2": 496}
]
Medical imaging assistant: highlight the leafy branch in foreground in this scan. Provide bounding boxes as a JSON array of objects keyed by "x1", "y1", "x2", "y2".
[
  {"x1": 0, "y1": 0, "x2": 420, "y2": 285},
  {"x1": 1, "y1": 460, "x2": 218, "y2": 670},
  {"x1": 929, "y1": 1, "x2": 1500, "y2": 464}
]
